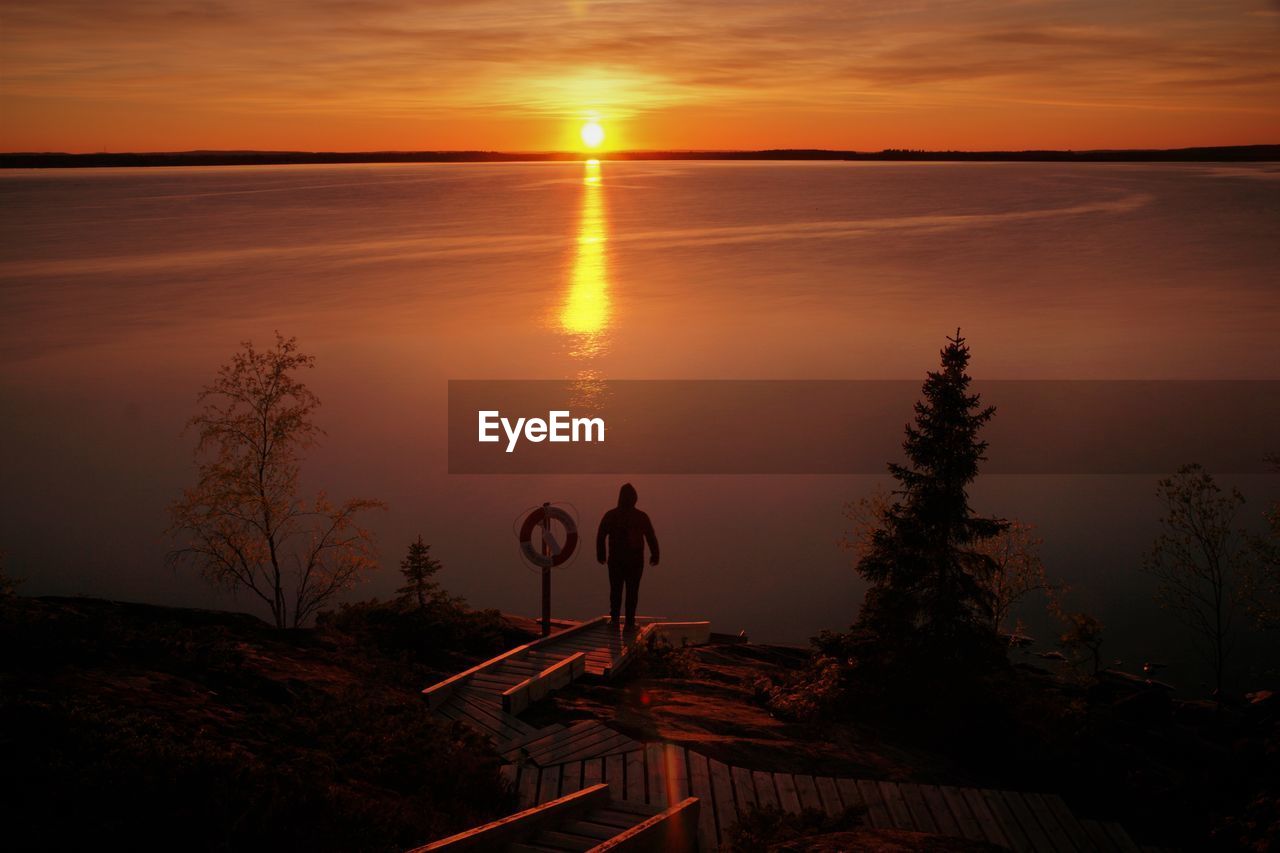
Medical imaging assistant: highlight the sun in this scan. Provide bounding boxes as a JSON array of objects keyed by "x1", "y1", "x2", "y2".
[{"x1": 580, "y1": 120, "x2": 605, "y2": 149}]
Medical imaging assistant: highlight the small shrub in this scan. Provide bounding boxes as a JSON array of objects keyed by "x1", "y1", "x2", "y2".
[
  {"x1": 752, "y1": 654, "x2": 846, "y2": 723},
  {"x1": 636, "y1": 633, "x2": 697, "y2": 678},
  {"x1": 318, "y1": 597, "x2": 521, "y2": 666}
]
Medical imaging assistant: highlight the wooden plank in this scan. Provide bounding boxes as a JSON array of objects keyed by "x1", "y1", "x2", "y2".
[
  {"x1": 531, "y1": 829, "x2": 594, "y2": 851},
  {"x1": 775, "y1": 773, "x2": 803, "y2": 814},
  {"x1": 652, "y1": 621, "x2": 713, "y2": 647},
  {"x1": 684, "y1": 749, "x2": 718, "y2": 853},
  {"x1": 546, "y1": 637, "x2": 614, "y2": 651},
  {"x1": 469, "y1": 668, "x2": 530, "y2": 683},
  {"x1": 453, "y1": 692, "x2": 507, "y2": 710},
  {"x1": 920, "y1": 784, "x2": 961, "y2": 838},
  {"x1": 583, "y1": 757, "x2": 604, "y2": 788},
  {"x1": 624, "y1": 749, "x2": 647, "y2": 803},
  {"x1": 708, "y1": 758, "x2": 739, "y2": 846},
  {"x1": 731, "y1": 764, "x2": 758, "y2": 813},
  {"x1": 561, "y1": 820, "x2": 619, "y2": 841},
  {"x1": 645, "y1": 743, "x2": 668, "y2": 807},
  {"x1": 524, "y1": 721, "x2": 605, "y2": 762},
  {"x1": 899, "y1": 783, "x2": 939, "y2": 834},
  {"x1": 537, "y1": 763, "x2": 561, "y2": 805},
  {"x1": 435, "y1": 699, "x2": 464, "y2": 722},
  {"x1": 1078, "y1": 819, "x2": 1122, "y2": 853},
  {"x1": 585, "y1": 809, "x2": 641, "y2": 829},
  {"x1": 856, "y1": 780, "x2": 892, "y2": 829},
  {"x1": 502, "y1": 723, "x2": 567, "y2": 755},
  {"x1": 554, "y1": 733, "x2": 639, "y2": 765},
  {"x1": 605, "y1": 754, "x2": 626, "y2": 800},
  {"x1": 447, "y1": 700, "x2": 507, "y2": 741},
  {"x1": 450, "y1": 683, "x2": 505, "y2": 698},
  {"x1": 454, "y1": 694, "x2": 531, "y2": 739},
  {"x1": 411, "y1": 783, "x2": 609, "y2": 851},
  {"x1": 752, "y1": 770, "x2": 780, "y2": 809},
  {"x1": 524, "y1": 615, "x2": 611, "y2": 648},
  {"x1": 590, "y1": 796, "x2": 700, "y2": 853},
  {"x1": 877, "y1": 781, "x2": 914, "y2": 829},
  {"x1": 794, "y1": 774, "x2": 823, "y2": 813},
  {"x1": 1101, "y1": 821, "x2": 1141, "y2": 853},
  {"x1": 560, "y1": 761, "x2": 584, "y2": 796},
  {"x1": 517, "y1": 765, "x2": 541, "y2": 810},
  {"x1": 835, "y1": 778, "x2": 864, "y2": 817},
  {"x1": 1000, "y1": 790, "x2": 1056, "y2": 852},
  {"x1": 522, "y1": 723, "x2": 603, "y2": 758},
  {"x1": 1042, "y1": 794, "x2": 1096, "y2": 852},
  {"x1": 500, "y1": 764, "x2": 518, "y2": 791},
  {"x1": 815, "y1": 776, "x2": 844, "y2": 817},
  {"x1": 664, "y1": 744, "x2": 690, "y2": 804},
  {"x1": 959, "y1": 787, "x2": 1012, "y2": 849},
  {"x1": 420, "y1": 640, "x2": 535, "y2": 709},
  {"x1": 467, "y1": 676, "x2": 525, "y2": 693},
  {"x1": 1023, "y1": 791, "x2": 1078, "y2": 853},
  {"x1": 532, "y1": 725, "x2": 623, "y2": 765},
  {"x1": 546, "y1": 635, "x2": 612, "y2": 648},
  {"x1": 601, "y1": 799, "x2": 665, "y2": 818},
  {"x1": 492, "y1": 661, "x2": 544, "y2": 674},
  {"x1": 420, "y1": 615, "x2": 612, "y2": 712},
  {"x1": 939, "y1": 785, "x2": 988, "y2": 842},
  {"x1": 980, "y1": 789, "x2": 1031, "y2": 852}
]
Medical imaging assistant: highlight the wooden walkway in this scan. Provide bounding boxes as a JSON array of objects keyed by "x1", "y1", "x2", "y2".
[
  {"x1": 425, "y1": 616, "x2": 711, "y2": 761},
  {"x1": 507, "y1": 743, "x2": 1151, "y2": 853},
  {"x1": 422, "y1": 619, "x2": 1162, "y2": 852},
  {"x1": 411, "y1": 783, "x2": 698, "y2": 853}
]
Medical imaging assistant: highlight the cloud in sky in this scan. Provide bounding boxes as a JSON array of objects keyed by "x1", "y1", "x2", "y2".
[{"x1": 2, "y1": 0, "x2": 1278, "y2": 150}]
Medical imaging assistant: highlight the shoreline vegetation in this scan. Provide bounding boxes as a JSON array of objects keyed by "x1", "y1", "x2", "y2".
[
  {"x1": 3, "y1": 333, "x2": 1275, "y2": 850},
  {"x1": 1, "y1": 143, "x2": 1277, "y2": 169},
  {"x1": 3, "y1": 591, "x2": 1276, "y2": 851}
]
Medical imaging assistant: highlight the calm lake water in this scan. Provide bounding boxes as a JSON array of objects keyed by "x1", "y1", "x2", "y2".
[{"x1": 2, "y1": 162, "x2": 1277, "y2": 688}]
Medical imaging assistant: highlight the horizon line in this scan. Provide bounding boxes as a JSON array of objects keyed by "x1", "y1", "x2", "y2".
[{"x1": 3, "y1": 143, "x2": 1277, "y2": 168}]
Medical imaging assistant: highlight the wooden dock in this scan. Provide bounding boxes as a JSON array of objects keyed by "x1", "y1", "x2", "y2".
[
  {"x1": 419, "y1": 618, "x2": 1163, "y2": 852},
  {"x1": 508, "y1": 743, "x2": 1150, "y2": 853}
]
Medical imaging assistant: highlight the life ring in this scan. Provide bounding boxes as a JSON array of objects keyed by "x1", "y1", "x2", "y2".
[{"x1": 518, "y1": 505, "x2": 578, "y2": 568}]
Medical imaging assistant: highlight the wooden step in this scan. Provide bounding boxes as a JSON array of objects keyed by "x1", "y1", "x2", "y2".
[
  {"x1": 528, "y1": 829, "x2": 597, "y2": 851},
  {"x1": 503, "y1": 652, "x2": 588, "y2": 715},
  {"x1": 588, "y1": 796, "x2": 700, "y2": 853},
  {"x1": 559, "y1": 820, "x2": 622, "y2": 840},
  {"x1": 409, "y1": 783, "x2": 610, "y2": 851}
]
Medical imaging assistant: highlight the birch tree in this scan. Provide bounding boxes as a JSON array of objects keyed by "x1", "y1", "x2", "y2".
[
  {"x1": 168, "y1": 333, "x2": 383, "y2": 628},
  {"x1": 1143, "y1": 464, "x2": 1253, "y2": 697}
]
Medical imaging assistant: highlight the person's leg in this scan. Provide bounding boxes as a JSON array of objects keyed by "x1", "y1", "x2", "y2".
[
  {"x1": 608, "y1": 562, "x2": 623, "y2": 625},
  {"x1": 624, "y1": 564, "x2": 644, "y2": 629}
]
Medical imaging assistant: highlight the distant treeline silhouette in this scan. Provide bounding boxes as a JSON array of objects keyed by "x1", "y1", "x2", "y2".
[{"x1": 3, "y1": 144, "x2": 1277, "y2": 168}]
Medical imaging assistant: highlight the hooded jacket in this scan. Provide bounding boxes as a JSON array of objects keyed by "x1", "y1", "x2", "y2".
[{"x1": 596, "y1": 483, "x2": 659, "y2": 569}]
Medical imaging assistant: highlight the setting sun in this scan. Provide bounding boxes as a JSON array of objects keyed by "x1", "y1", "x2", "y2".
[{"x1": 580, "y1": 120, "x2": 605, "y2": 149}]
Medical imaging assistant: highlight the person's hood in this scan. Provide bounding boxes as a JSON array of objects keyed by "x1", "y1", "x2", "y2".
[{"x1": 617, "y1": 482, "x2": 638, "y2": 509}]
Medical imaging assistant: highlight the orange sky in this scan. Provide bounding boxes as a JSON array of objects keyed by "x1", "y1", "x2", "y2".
[{"x1": 3, "y1": 0, "x2": 1279, "y2": 152}]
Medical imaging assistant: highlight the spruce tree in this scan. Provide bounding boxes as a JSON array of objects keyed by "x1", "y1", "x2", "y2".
[
  {"x1": 856, "y1": 329, "x2": 1007, "y2": 667},
  {"x1": 396, "y1": 536, "x2": 444, "y2": 610}
]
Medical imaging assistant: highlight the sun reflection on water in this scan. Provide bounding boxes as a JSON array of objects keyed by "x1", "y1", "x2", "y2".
[
  {"x1": 560, "y1": 159, "x2": 610, "y2": 349},
  {"x1": 559, "y1": 159, "x2": 612, "y2": 408}
]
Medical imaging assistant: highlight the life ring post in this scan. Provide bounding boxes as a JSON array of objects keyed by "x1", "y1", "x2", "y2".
[{"x1": 515, "y1": 502, "x2": 579, "y2": 637}]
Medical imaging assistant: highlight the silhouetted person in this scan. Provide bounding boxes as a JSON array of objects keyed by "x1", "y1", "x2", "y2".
[{"x1": 596, "y1": 482, "x2": 659, "y2": 630}]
